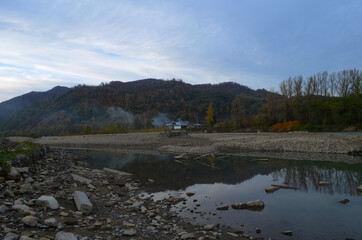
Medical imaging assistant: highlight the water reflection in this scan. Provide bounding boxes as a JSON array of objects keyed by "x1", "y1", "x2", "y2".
[{"x1": 67, "y1": 149, "x2": 362, "y2": 239}]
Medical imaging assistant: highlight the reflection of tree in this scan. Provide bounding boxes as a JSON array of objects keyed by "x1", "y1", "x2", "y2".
[
  {"x1": 70, "y1": 149, "x2": 362, "y2": 196},
  {"x1": 272, "y1": 161, "x2": 362, "y2": 196}
]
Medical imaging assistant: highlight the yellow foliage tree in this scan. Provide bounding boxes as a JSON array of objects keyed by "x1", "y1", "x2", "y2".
[{"x1": 206, "y1": 102, "x2": 215, "y2": 126}]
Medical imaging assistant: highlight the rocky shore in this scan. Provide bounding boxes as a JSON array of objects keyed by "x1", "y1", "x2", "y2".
[{"x1": 1, "y1": 140, "x2": 264, "y2": 240}]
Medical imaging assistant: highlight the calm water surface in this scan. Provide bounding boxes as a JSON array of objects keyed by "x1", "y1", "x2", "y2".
[{"x1": 69, "y1": 149, "x2": 362, "y2": 239}]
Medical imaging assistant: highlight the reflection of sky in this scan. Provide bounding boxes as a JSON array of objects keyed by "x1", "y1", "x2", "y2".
[
  {"x1": 74, "y1": 149, "x2": 362, "y2": 238},
  {"x1": 161, "y1": 174, "x2": 362, "y2": 239}
]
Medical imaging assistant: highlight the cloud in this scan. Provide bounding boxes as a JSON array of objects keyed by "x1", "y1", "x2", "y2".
[{"x1": 0, "y1": 0, "x2": 361, "y2": 102}]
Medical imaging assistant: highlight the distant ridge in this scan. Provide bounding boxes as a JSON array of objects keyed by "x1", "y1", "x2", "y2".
[
  {"x1": 0, "y1": 86, "x2": 69, "y2": 121},
  {"x1": 0, "y1": 79, "x2": 274, "y2": 136}
]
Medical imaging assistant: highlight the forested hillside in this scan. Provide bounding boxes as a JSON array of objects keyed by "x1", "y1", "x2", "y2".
[
  {"x1": 0, "y1": 68, "x2": 360, "y2": 137},
  {"x1": 0, "y1": 79, "x2": 270, "y2": 136}
]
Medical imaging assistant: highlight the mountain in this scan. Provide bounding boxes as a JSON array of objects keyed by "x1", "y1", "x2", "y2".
[
  {"x1": 0, "y1": 79, "x2": 275, "y2": 136},
  {"x1": 0, "y1": 86, "x2": 70, "y2": 121}
]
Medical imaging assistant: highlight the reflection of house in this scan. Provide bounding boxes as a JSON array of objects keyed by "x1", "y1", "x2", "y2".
[{"x1": 166, "y1": 121, "x2": 189, "y2": 129}]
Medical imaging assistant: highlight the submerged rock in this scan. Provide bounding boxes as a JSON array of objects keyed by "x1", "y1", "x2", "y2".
[
  {"x1": 216, "y1": 204, "x2": 229, "y2": 210},
  {"x1": 265, "y1": 185, "x2": 280, "y2": 193},
  {"x1": 318, "y1": 181, "x2": 332, "y2": 186},
  {"x1": 282, "y1": 230, "x2": 293, "y2": 236},
  {"x1": 339, "y1": 199, "x2": 350, "y2": 204},
  {"x1": 231, "y1": 200, "x2": 265, "y2": 210}
]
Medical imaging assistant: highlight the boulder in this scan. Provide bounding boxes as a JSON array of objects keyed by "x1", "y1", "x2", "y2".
[
  {"x1": 55, "y1": 231, "x2": 77, "y2": 240},
  {"x1": 37, "y1": 196, "x2": 59, "y2": 209},
  {"x1": 232, "y1": 200, "x2": 265, "y2": 210}
]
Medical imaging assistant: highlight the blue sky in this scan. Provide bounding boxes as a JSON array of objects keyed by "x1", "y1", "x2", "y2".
[{"x1": 0, "y1": 0, "x2": 361, "y2": 102}]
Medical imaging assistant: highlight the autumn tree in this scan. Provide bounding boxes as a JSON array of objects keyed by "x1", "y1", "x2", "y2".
[{"x1": 205, "y1": 102, "x2": 215, "y2": 126}]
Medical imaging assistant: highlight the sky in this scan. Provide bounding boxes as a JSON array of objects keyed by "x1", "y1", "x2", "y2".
[{"x1": 0, "y1": 0, "x2": 361, "y2": 102}]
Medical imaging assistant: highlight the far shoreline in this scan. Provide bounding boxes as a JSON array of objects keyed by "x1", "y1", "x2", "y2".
[{"x1": 8, "y1": 132, "x2": 362, "y2": 160}]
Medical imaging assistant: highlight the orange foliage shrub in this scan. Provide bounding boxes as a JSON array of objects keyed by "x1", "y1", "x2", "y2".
[{"x1": 270, "y1": 121, "x2": 300, "y2": 132}]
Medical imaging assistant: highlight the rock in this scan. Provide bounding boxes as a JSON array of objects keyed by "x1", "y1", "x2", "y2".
[
  {"x1": 186, "y1": 192, "x2": 195, "y2": 197},
  {"x1": 232, "y1": 200, "x2": 265, "y2": 210},
  {"x1": 13, "y1": 204, "x2": 32, "y2": 212},
  {"x1": 7, "y1": 167, "x2": 21, "y2": 180},
  {"x1": 4, "y1": 189, "x2": 15, "y2": 198},
  {"x1": 22, "y1": 215, "x2": 38, "y2": 227},
  {"x1": 125, "y1": 182, "x2": 138, "y2": 191},
  {"x1": 226, "y1": 232, "x2": 238, "y2": 237},
  {"x1": 44, "y1": 217, "x2": 61, "y2": 228},
  {"x1": 17, "y1": 183, "x2": 33, "y2": 194},
  {"x1": 73, "y1": 190, "x2": 93, "y2": 214},
  {"x1": 339, "y1": 199, "x2": 350, "y2": 204},
  {"x1": 4, "y1": 232, "x2": 19, "y2": 240},
  {"x1": 103, "y1": 167, "x2": 132, "y2": 176},
  {"x1": 0, "y1": 204, "x2": 8, "y2": 213},
  {"x1": 19, "y1": 236, "x2": 36, "y2": 240},
  {"x1": 122, "y1": 229, "x2": 137, "y2": 236},
  {"x1": 140, "y1": 205, "x2": 147, "y2": 213},
  {"x1": 282, "y1": 231, "x2": 293, "y2": 236},
  {"x1": 180, "y1": 233, "x2": 195, "y2": 239},
  {"x1": 357, "y1": 185, "x2": 362, "y2": 192},
  {"x1": 256, "y1": 228, "x2": 262, "y2": 234},
  {"x1": 265, "y1": 186, "x2": 280, "y2": 193},
  {"x1": 216, "y1": 204, "x2": 229, "y2": 210},
  {"x1": 55, "y1": 231, "x2": 77, "y2": 240},
  {"x1": 203, "y1": 224, "x2": 214, "y2": 231},
  {"x1": 17, "y1": 167, "x2": 29, "y2": 173},
  {"x1": 37, "y1": 196, "x2": 59, "y2": 209},
  {"x1": 319, "y1": 181, "x2": 332, "y2": 186},
  {"x1": 71, "y1": 173, "x2": 92, "y2": 185}
]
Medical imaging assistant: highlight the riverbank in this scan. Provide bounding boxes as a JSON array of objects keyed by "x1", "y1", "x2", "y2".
[
  {"x1": 11, "y1": 132, "x2": 361, "y2": 156},
  {"x1": 1, "y1": 140, "x2": 255, "y2": 240}
]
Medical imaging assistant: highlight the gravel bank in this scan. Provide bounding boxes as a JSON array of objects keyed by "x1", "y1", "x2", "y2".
[{"x1": 24, "y1": 132, "x2": 362, "y2": 156}]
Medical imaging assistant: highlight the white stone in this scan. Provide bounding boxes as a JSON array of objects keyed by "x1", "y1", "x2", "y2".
[
  {"x1": 55, "y1": 231, "x2": 77, "y2": 240},
  {"x1": 73, "y1": 191, "x2": 93, "y2": 214},
  {"x1": 37, "y1": 196, "x2": 59, "y2": 209}
]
